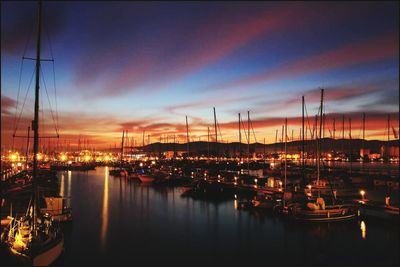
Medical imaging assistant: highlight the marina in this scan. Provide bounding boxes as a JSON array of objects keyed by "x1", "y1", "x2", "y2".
[{"x1": 1, "y1": 1, "x2": 399, "y2": 266}]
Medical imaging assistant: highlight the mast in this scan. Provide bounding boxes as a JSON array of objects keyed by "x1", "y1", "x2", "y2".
[
  {"x1": 362, "y1": 112, "x2": 365, "y2": 157},
  {"x1": 238, "y1": 113, "x2": 242, "y2": 162},
  {"x1": 342, "y1": 114, "x2": 345, "y2": 156},
  {"x1": 247, "y1": 111, "x2": 250, "y2": 176},
  {"x1": 26, "y1": 127, "x2": 30, "y2": 170},
  {"x1": 213, "y1": 107, "x2": 218, "y2": 158},
  {"x1": 142, "y1": 130, "x2": 145, "y2": 148},
  {"x1": 147, "y1": 134, "x2": 150, "y2": 154},
  {"x1": 317, "y1": 89, "x2": 324, "y2": 185},
  {"x1": 281, "y1": 125, "x2": 284, "y2": 165},
  {"x1": 207, "y1": 127, "x2": 210, "y2": 158},
  {"x1": 302, "y1": 96, "x2": 305, "y2": 184},
  {"x1": 32, "y1": 0, "x2": 42, "y2": 235},
  {"x1": 284, "y1": 118, "x2": 287, "y2": 196},
  {"x1": 387, "y1": 114, "x2": 390, "y2": 161},
  {"x1": 263, "y1": 137, "x2": 266, "y2": 160},
  {"x1": 185, "y1": 115, "x2": 190, "y2": 157},
  {"x1": 120, "y1": 130, "x2": 125, "y2": 168}
]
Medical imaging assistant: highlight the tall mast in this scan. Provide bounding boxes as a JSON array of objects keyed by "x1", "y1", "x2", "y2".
[
  {"x1": 284, "y1": 118, "x2": 287, "y2": 193},
  {"x1": 142, "y1": 130, "x2": 145, "y2": 148},
  {"x1": 173, "y1": 134, "x2": 176, "y2": 159},
  {"x1": 207, "y1": 127, "x2": 210, "y2": 158},
  {"x1": 342, "y1": 114, "x2": 345, "y2": 157},
  {"x1": 247, "y1": 111, "x2": 250, "y2": 175},
  {"x1": 185, "y1": 115, "x2": 190, "y2": 157},
  {"x1": 120, "y1": 130, "x2": 125, "y2": 167},
  {"x1": 213, "y1": 107, "x2": 218, "y2": 158},
  {"x1": 362, "y1": 113, "x2": 365, "y2": 157},
  {"x1": 263, "y1": 137, "x2": 266, "y2": 160},
  {"x1": 26, "y1": 127, "x2": 30, "y2": 170},
  {"x1": 387, "y1": 114, "x2": 390, "y2": 161},
  {"x1": 302, "y1": 96, "x2": 305, "y2": 183},
  {"x1": 317, "y1": 89, "x2": 324, "y2": 184},
  {"x1": 281, "y1": 125, "x2": 284, "y2": 165},
  {"x1": 32, "y1": 0, "x2": 42, "y2": 234},
  {"x1": 238, "y1": 113, "x2": 241, "y2": 162}
]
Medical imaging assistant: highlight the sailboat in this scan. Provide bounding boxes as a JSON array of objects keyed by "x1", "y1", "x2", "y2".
[
  {"x1": 284, "y1": 89, "x2": 357, "y2": 222},
  {"x1": 1, "y1": 2, "x2": 64, "y2": 265}
]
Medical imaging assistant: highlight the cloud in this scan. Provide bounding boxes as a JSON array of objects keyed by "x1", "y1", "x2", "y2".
[
  {"x1": 206, "y1": 32, "x2": 399, "y2": 92},
  {"x1": 1, "y1": 2, "x2": 67, "y2": 57},
  {"x1": 1, "y1": 95, "x2": 17, "y2": 115},
  {"x1": 72, "y1": 3, "x2": 330, "y2": 97}
]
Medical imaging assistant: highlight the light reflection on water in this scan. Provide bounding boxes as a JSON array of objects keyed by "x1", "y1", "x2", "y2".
[
  {"x1": 60, "y1": 173, "x2": 65, "y2": 197},
  {"x1": 360, "y1": 220, "x2": 367, "y2": 240},
  {"x1": 56, "y1": 167, "x2": 399, "y2": 267},
  {"x1": 101, "y1": 166, "x2": 109, "y2": 250}
]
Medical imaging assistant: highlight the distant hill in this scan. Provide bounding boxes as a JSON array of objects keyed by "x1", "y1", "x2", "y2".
[{"x1": 127, "y1": 138, "x2": 399, "y2": 157}]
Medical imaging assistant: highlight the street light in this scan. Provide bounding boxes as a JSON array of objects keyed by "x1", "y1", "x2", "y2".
[{"x1": 360, "y1": 190, "x2": 366, "y2": 200}]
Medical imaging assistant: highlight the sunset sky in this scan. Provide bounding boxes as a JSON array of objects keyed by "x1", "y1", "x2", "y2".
[{"x1": 1, "y1": 1, "x2": 399, "y2": 149}]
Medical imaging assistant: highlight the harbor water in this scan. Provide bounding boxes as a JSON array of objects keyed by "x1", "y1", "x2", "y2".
[{"x1": 55, "y1": 167, "x2": 399, "y2": 266}]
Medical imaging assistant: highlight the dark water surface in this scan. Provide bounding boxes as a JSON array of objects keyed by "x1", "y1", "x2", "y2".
[{"x1": 55, "y1": 167, "x2": 399, "y2": 266}]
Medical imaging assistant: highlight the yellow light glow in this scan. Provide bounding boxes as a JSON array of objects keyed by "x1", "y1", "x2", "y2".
[
  {"x1": 84, "y1": 155, "x2": 91, "y2": 161},
  {"x1": 360, "y1": 190, "x2": 366, "y2": 200},
  {"x1": 10, "y1": 153, "x2": 18, "y2": 161},
  {"x1": 36, "y1": 153, "x2": 42, "y2": 160},
  {"x1": 60, "y1": 154, "x2": 67, "y2": 161},
  {"x1": 360, "y1": 220, "x2": 366, "y2": 240}
]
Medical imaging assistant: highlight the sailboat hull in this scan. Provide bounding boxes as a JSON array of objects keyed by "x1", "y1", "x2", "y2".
[
  {"x1": 7, "y1": 235, "x2": 64, "y2": 266},
  {"x1": 138, "y1": 174, "x2": 156, "y2": 183},
  {"x1": 32, "y1": 236, "x2": 64, "y2": 266},
  {"x1": 288, "y1": 205, "x2": 357, "y2": 222}
]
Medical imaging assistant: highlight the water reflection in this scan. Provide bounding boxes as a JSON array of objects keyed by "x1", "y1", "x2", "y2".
[
  {"x1": 60, "y1": 173, "x2": 65, "y2": 197},
  {"x1": 67, "y1": 170, "x2": 72, "y2": 197},
  {"x1": 360, "y1": 220, "x2": 367, "y2": 240},
  {"x1": 56, "y1": 167, "x2": 399, "y2": 267},
  {"x1": 101, "y1": 166, "x2": 109, "y2": 249}
]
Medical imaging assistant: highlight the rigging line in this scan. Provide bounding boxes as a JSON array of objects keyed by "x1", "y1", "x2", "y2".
[
  {"x1": 22, "y1": 18, "x2": 35, "y2": 58},
  {"x1": 240, "y1": 117, "x2": 249, "y2": 143},
  {"x1": 44, "y1": 23, "x2": 54, "y2": 60},
  {"x1": 40, "y1": 67, "x2": 59, "y2": 135},
  {"x1": 52, "y1": 60, "x2": 59, "y2": 130},
  {"x1": 216, "y1": 119, "x2": 223, "y2": 143},
  {"x1": 14, "y1": 65, "x2": 36, "y2": 135},
  {"x1": 44, "y1": 21, "x2": 59, "y2": 131},
  {"x1": 13, "y1": 58, "x2": 25, "y2": 133},
  {"x1": 304, "y1": 102, "x2": 313, "y2": 139},
  {"x1": 249, "y1": 118, "x2": 258, "y2": 143},
  {"x1": 40, "y1": 83, "x2": 45, "y2": 151}
]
